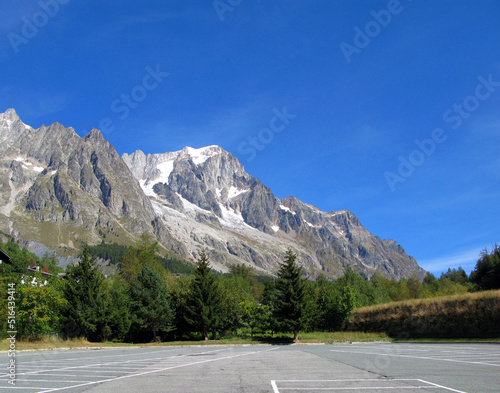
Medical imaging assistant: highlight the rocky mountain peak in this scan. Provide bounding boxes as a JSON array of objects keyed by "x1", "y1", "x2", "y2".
[
  {"x1": 85, "y1": 128, "x2": 105, "y2": 142},
  {"x1": 0, "y1": 109, "x2": 33, "y2": 154},
  {"x1": 178, "y1": 145, "x2": 223, "y2": 165},
  {"x1": 0, "y1": 108, "x2": 20, "y2": 123}
]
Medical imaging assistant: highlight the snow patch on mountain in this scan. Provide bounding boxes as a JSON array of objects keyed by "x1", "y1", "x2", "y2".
[
  {"x1": 305, "y1": 221, "x2": 322, "y2": 229},
  {"x1": 181, "y1": 145, "x2": 221, "y2": 166},
  {"x1": 14, "y1": 156, "x2": 45, "y2": 172},
  {"x1": 156, "y1": 160, "x2": 175, "y2": 183},
  {"x1": 279, "y1": 204, "x2": 296, "y2": 215},
  {"x1": 218, "y1": 203, "x2": 253, "y2": 230},
  {"x1": 228, "y1": 186, "x2": 249, "y2": 199},
  {"x1": 140, "y1": 179, "x2": 155, "y2": 197}
]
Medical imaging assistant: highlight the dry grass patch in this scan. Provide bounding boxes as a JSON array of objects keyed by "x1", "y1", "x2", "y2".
[{"x1": 347, "y1": 290, "x2": 500, "y2": 339}]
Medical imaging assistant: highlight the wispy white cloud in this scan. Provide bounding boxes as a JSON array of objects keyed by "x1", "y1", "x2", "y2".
[{"x1": 419, "y1": 247, "x2": 484, "y2": 275}]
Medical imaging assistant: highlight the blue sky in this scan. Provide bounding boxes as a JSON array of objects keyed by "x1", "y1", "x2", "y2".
[{"x1": 1, "y1": 0, "x2": 499, "y2": 276}]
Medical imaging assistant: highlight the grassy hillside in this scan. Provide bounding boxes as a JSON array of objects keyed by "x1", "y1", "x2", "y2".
[{"x1": 346, "y1": 290, "x2": 500, "y2": 339}]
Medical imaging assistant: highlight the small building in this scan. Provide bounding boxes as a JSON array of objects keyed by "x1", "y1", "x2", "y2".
[{"x1": 0, "y1": 249, "x2": 11, "y2": 265}]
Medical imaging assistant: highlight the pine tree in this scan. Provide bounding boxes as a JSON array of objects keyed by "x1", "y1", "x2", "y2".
[
  {"x1": 274, "y1": 249, "x2": 305, "y2": 341},
  {"x1": 184, "y1": 250, "x2": 221, "y2": 340},
  {"x1": 129, "y1": 264, "x2": 173, "y2": 342},
  {"x1": 62, "y1": 245, "x2": 105, "y2": 340}
]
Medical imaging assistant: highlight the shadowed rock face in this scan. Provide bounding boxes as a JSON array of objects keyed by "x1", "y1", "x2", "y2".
[{"x1": 0, "y1": 108, "x2": 425, "y2": 279}]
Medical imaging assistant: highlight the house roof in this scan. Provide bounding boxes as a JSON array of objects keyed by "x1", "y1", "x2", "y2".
[{"x1": 0, "y1": 249, "x2": 11, "y2": 264}]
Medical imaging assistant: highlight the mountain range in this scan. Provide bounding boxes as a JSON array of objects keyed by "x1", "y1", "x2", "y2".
[{"x1": 0, "y1": 108, "x2": 426, "y2": 279}]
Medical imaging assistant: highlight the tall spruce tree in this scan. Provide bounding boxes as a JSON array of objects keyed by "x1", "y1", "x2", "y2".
[
  {"x1": 129, "y1": 264, "x2": 173, "y2": 342},
  {"x1": 185, "y1": 250, "x2": 221, "y2": 340},
  {"x1": 274, "y1": 249, "x2": 305, "y2": 341},
  {"x1": 63, "y1": 245, "x2": 105, "y2": 340}
]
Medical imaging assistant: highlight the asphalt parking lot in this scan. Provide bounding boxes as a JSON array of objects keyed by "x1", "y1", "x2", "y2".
[{"x1": 1, "y1": 343, "x2": 498, "y2": 392}]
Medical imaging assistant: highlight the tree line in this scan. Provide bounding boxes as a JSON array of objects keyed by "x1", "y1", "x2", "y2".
[{"x1": 1, "y1": 236, "x2": 498, "y2": 342}]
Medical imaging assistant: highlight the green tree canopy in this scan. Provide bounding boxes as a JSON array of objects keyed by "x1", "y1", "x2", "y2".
[
  {"x1": 119, "y1": 233, "x2": 167, "y2": 284},
  {"x1": 470, "y1": 245, "x2": 500, "y2": 290},
  {"x1": 184, "y1": 250, "x2": 222, "y2": 340},
  {"x1": 273, "y1": 250, "x2": 306, "y2": 341},
  {"x1": 129, "y1": 264, "x2": 174, "y2": 342},
  {"x1": 16, "y1": 276, "x2": 67, "y2": 341},
  {"x1": 62, "y1": 245, "x2": 106, "y2": 341}
]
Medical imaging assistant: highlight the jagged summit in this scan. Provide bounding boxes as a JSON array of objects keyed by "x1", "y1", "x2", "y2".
[
  {"x1": 85, "y1": 128, "x2": 105, "y2": 141},
  {"x1": 123, "y1": 145, "x2": 225, "y2": 177},
  {"x1": 178, "y1": 145, "x2": 223, "y2": 165},
  {"x1": 0, "y1": 108, "x2": 20, "y2": 123},
  {"x1": 0, "y1": 109, "x2": 33, "y2": 154},
  {"x1": 0, "y1": 108, "x2": 31, "y2": 131},
  {"x1": 122, "y1": 144, "x2": 239, "y2": 194}
]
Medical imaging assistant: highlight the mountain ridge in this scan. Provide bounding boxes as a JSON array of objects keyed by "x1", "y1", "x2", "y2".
[
  {"x1": 121, "y1": 140, "x2": 425, "y2": 279},
  {"x1": 0, "y1": 108, "x2": 425, "y2": 279}
]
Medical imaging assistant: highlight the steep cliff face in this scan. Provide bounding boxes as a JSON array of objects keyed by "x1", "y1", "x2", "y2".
[
  {"x1": 123, "y1": 145, "x2": 426, "y2": 279},
  {"x1": 0, "y1": 109, "x2": 184, "y2": 258}
]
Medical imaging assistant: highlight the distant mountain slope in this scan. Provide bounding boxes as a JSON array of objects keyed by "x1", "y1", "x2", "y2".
[{"x1": 0, "y1": 108, "x2": 425, "y2": 279}]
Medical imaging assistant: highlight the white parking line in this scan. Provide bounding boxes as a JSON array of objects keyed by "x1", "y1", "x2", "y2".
[
  {"x1": 0, "y1": 387, "x2": 51, "y2": 390},
  {"x1": 0, "y1": 379, "x2": 91, "y2": 383},
  {"x1": 8, "y1": 373, "x2": 126, "y2": 378},
  {"x1": 270, "y1": 379, "x2": 468, "y2": 393},
  {"x1": 329, "y1": 349, "x2": 500, "y2": 367}
]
